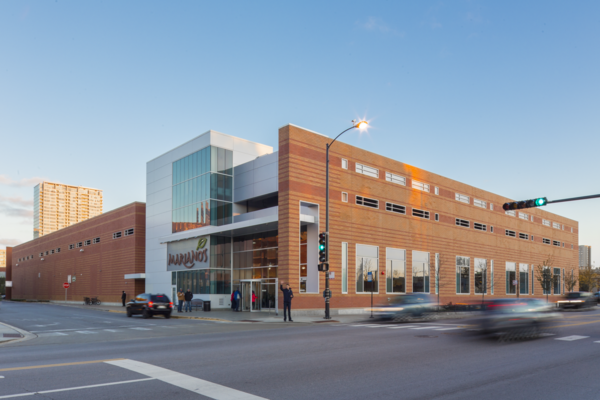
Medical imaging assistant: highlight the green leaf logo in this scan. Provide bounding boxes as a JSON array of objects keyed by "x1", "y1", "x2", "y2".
[{"x1": 196, "y1": 237, "x2": 207, "y2": 250}]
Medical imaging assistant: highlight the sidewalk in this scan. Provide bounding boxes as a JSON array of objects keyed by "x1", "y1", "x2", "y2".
[
  {"x1": 50, "y1": 303, "x2": 373, "y2": 324},
  {"x1": 0, "y1": 321, "x2": 36, "y2": 345}
]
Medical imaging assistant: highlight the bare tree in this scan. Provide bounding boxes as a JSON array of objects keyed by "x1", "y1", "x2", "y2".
[
  {"x1": 474, "y1": 259, "x2": 493, "y2": 305},
  {"x1": 564, "y1": 268, "x2": 578, "y2": 293},
  {"x1": 535, "y1": 256, "x2": 558, "y2": 303},
  {"x1": 578, "y1": 264, "x2": 599, "y2": 292}
]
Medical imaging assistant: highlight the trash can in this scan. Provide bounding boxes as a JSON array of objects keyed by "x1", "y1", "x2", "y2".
[{"x1": 203, "y1": 301, "x2": 211, "y2": 312}]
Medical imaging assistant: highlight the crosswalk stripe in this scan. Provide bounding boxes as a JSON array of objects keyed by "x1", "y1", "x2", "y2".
[
  {"x1": 555, "y1": 335, "x2": 589, "y2": 341},
  {"x1": 434, "y1": 328, "x2": 462, "y2": 331},
  {"x1": 37, "y1": 332, "x2": 68, "y2": 337},
  {"x1": 410, "y1": 326, "x2": 443, "y2": 330},
  {"x1": 129, "y1": 327, "x2": 152, "y2": 331},
  {"x1": 104, "y1": 329, "x2": 119, "y2": 332},
  {"x1": 75, "y1": 331, "x2": 97, "y2": 335},
  {"x1": 387, "y1": 326, "x2": 419, "y2": 329}
]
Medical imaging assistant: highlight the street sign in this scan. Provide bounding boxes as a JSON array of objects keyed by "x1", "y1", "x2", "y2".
[
  {"x1": 512, "y1": 280, "x2": 518, "y2": 286},
  {"x1": 329, "y1": 272, "x2": 335, "y2": 279},
  {"x1": 367, "y1": 272, "x2": 373, "y2": 282},
  {"x1": 68, "y1": 275, "x2": 71, "y2": 283},
  {"x1": 323, "y1": 289, "x2": 332, "y2": 299},
  {"x1": 63, "y1": 283, "x2": 70, "y2": 289},
  {"x1": 72, "y1": 276, "x2": 76, "y2": 283}
]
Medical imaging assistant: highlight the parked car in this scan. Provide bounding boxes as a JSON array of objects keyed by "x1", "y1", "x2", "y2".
[
  {"x1": 557, "y1": 292, "x2": 596, "y2": 309},
  {"x1": 593, "y1": 292, "x2": 600, "y2": 304},
  {"x1": 127, "y1": 293, "x2": 173, "y2": 318},
  {"x1": 372, "y1": 294, "x2": 436, "y2": 322},
  {"x1": 474, "y1": 298, "x2": 559, "y2": 338}
]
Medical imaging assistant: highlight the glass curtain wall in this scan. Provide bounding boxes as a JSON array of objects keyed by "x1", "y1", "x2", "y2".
[
  {"x1": 519, "y1": 263, "x2": 529, "y2": 295},
  {"x1": 232, "y1": 231, "x2": 278, "y2": 282},
  {"x1": 172, "y1": 146, "x2": 233, "y2": 233},
  {"x1": 356, "y1": 245, "x2": 379, "y2": 293},
  {"x1": 412, "y1": 251, "x2": 430, "y2": 293},
  {"x1": 386, "y1": 248, "x2": 406, "y2": 293},
  {"x1": 553, "y1": 268, "x2": 561, "y2": 294}
]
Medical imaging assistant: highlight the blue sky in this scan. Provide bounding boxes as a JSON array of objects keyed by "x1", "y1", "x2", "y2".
[{"x1": 1, "y1": 1, "x2": 599, "y2": 265}]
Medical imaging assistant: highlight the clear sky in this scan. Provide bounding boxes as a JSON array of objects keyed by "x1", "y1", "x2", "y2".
[{"x1": 1, "y1": 1, "x2": 599, "y2": 265}]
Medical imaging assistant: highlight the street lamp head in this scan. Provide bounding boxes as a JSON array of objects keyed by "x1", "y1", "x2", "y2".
[{"x1": 355, "y1": 120, "x2": 368, "y2": 130}]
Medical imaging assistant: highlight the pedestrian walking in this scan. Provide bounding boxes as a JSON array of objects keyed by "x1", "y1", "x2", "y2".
[
  {"x1": 280, "y1": 281, "x2": 293, "y2": 322},
  {"x1": 184, "y1": 289, "x2": 193, "y2": 312},
  {"x1": 121, "y1": 291, "x2": 127, "y2": 307},
  {"x1": 177, "y1": 288, "x2": 185, "y2": 313},
  {"x1": 233, "y1": 288, "x2": 241, "y2": 311}
]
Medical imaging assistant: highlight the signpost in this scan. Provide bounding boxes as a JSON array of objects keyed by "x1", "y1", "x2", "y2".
[
  {"x1": 64, "y1": 282, "x2": 69, "y2": 302},
  {"x1": 368, "y1": 272, "x2": 374, "y2": 319}
]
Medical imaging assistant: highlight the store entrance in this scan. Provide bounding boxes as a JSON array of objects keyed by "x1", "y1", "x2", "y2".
[{"x1": 241, "y1": 280, "x2": 261, "y2": 312}]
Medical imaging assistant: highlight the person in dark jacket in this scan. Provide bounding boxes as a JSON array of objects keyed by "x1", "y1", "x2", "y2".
[
  {"x1": 184, "y1": 289, "x2": 193, "y2": 312},
  {"x1": 121, "y1": 291, "x2": 127, "y2": 307},
  {"x1": 280, "y1": 281, "x2": 293, "y2": 322}
]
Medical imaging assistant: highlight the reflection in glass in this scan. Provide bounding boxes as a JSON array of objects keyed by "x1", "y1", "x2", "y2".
[
  {"x1": 456, "y1": 256, "x2": 470, "y2": 294},
  {"x1": 386, "y1": 259, "x2": 405, "y2": 293}
]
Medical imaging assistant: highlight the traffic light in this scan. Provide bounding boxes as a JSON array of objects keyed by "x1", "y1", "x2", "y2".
[
  {"x1": 318, "y1": 232, "x2": 329, "y2": 272},
  {"x1": 502, "y1": 197, "x2": 547, "y2": 211}
]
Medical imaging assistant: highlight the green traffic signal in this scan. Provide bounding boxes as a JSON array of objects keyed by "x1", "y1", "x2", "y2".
[
  {"x1": 319, "y1": 245, "x2": 325, "y2": 250},
  {"x1": 535, "y1": 197, "x2": 547, "y2": 206}
]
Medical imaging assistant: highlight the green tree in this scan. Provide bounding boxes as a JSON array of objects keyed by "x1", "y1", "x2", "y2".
[{"x1": 578, "y1": 264, "x2": 599, "y2": 292}]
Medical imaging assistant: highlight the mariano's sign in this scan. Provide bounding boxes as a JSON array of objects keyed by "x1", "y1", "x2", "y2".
[{"x1": 167, "y1": 236, "x2": 209, "y2": 271}]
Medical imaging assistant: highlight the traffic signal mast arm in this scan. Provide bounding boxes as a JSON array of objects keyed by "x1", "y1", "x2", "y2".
[{"x1": 503, "y1": 193, "x2": 600, "y2": 210}]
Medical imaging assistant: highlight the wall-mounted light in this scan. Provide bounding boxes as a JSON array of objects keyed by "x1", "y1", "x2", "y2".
[
  {"x1": 41, "y1": 258, "x2": 44, "y2": 261},
  {"x1": 15, "y1": 264, "x2": 19, "y2": 266},
  {"x1": 80, "y1": 249, "x2": 84, "y2": 252}
]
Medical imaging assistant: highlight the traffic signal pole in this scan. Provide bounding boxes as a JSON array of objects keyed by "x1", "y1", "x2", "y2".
[
  {"x1": 503, "y1": 193, "x2": 600, "y2": 211},
  {"x1": 325, "y1": 142, "x2": 331, "y2": 320}
]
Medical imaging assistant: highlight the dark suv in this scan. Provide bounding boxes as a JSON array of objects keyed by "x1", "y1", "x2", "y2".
[{"x1": 127, "y1": 293, "x2": 173, "y2": 318}]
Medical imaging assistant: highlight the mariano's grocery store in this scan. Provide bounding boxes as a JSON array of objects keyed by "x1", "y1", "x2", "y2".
[{"x1": 145, "y1": 124, "x2": 579, "y2": 314}]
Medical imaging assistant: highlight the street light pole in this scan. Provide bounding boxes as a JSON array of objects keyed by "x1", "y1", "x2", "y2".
[{"x1": 324, "y1": 120, "x2": 368, "y2": 319}]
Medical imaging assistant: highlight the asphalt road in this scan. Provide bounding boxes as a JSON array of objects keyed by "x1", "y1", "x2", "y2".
[{"x1": 2, "y1": 301, "x2": 600, "y2": 399}]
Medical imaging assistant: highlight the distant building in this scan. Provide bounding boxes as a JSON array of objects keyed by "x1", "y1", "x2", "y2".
[
  {"x1": 0, "y1": 249, "x2": 5, "y2": 278},
  {"x1": 579, "y1": 245, "x2": 592, "y2": 267},
  {"x1": 34, "y1": 182, "x2": 103, "y2": 238}
]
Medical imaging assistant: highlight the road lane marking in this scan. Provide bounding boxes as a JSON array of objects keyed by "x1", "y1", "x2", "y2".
[
  {"x1": 543, "y1": 319, "x2": 600, "y2": 329},
  {"x1": 106, "y1": 359, "x2": 268, "y2": 399},
  {"x1": 555, "y1": 335, "x2": 590, "y2": 341},
  {"x1": 0, "y1": 378, "x2": 155, "y2": 399},
  {"x1": 104, "y1": 329, "x2": 119, "y2": 332},
  {"x1": 37, "y1": 332, "x2": 68, "y2": 337},
  {"x1": 75, "y1": 331, "x2": 98, "y2": 335},
  {"x1": 434, "y1": 328, "x2": 462, "y2": 331},
  {"x1": 0, "y1": 359, "x2": 125, "y2": 372},
  {"x1": 129, "y1": 327, "x2": 152, "y2": 331},
  {"x1": 387, "y1": 326, "x2": 418, "y2": 329}
]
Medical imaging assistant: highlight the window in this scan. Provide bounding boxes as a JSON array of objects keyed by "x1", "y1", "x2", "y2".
[
  {"x1": 456, "y1": 256, "x2": 470, "y2": 294},
  {"x1": 385, "y1": 172, "x2": 406, "y2": 186},
  {"x1": 385, "y1": 203, "x2": 406, "y2": 215},
  {"x1": 519, "y1": 212, "x2": 529, "y2": 220},
  {"x1": 434, "y1": 187, "x2": 439, "y2": 195},
  {"x1": 531, "y1": 235, "x2": 534, "y2": 241},
  {"x1": 543, "y1": 238, "x2": 551, "y2": 245},
  {"x1": 531, "y1": 215, "x2": 535, "y2": 222},
  {"x1": 475, "y1": 259, "x2": 487, "y2": 294},
  {"x1": 125, "y1": 228, "x2": 134, "y2": 236},
  {"x1": 474, "y1": 222, "x2": 487, "y2": 231},
  {"x1": 542, "y1": 266, "x2": 551, "y2": 295},
  {"x1": 519, "y1": 233, "x2": 529, "y2": 240},
  {"x1": 435, "y1": 213, "x2": 439, "y2": 221},
  {"x1": 571, "y1": 227, "x2": 573, "y2": 233},
  {"x1": 506, "y1": 262, "x2": 516, "y2": 294},
  {"x1": 455, "y1": 219, "x2": 469, "y2": 228},
  {"x1": 553, "y1": 268, "x2": 561, "y2": 294},
  {"x1": 113, "y1": 232, "x2": 122, "y2": 239},
  {"x1": 435, "y1": 253, "x2": 440, "y2": 294},
  {"x1": 505, "y1": 210, "x2": 516, "y2": 217},
  {"x1": 356, "y1": 245, "x2": 378, "y2": 293},
  {"x1": 552, "y1": 222, "x2": 560, "y2": 229},
  {"x1": 51, "y1": 249, "x2": 55, "y2": 254},
  {"x1": 505, "y1": 230, "x2": 516, "y2": 238},
  {"x1": 356, "y1": 196, "x2": 379, "y2": 209},
  {"x1": 300, "y1": 226, "x2": 307, "y2": 293},
  {"x1": 342, "y1": 192, "x2": 348, "y2": 202},
  {"x1": 341, "y1": 158, "x2": 348, "y2": 169},
  {"x1": 93, "y1": 237, "x2": 100, "y2": 244},
  {"x1": 519, "y1": 263, "x2": 529, "y2": 294},
  {"x1": 455, "y1": 193, "x2": 470, "y2": 204},
  {"x1": 84, "y1": 240, "x2": 91, "y2": 246},
  {"x1": 553, "y1": 240, "x2": 560, "y2": 247},
  {"x1": 531, "y1": 265, "x2": 535, "y2": 294},
  {"x1": 412, "y1": 208, "x2": 430, "y2": 219},
  {"x1": 491, "y1": 226, "x2": 494, "y2": 233},
  {"x1": 490, "y1": 203, "x2": 494, "y2": 211},
  {"x1": 44, "y1": 251, "x2": 48, "y2": 256},
  {"x1": 39, "y1": 252, "x2": 43, "y2": 257},
  {"x1": 491, "y1": 260, "x2": 494, "y2": 294},
  {"x1": 56, "y1": 248, "x2": 60, "y2": 253},
  {"x1": 386, "y1": 248, "x2": 406, "y2": 293},
  {"x1": 543, "y1": 219, "x2": 550, "y2": 227},
  {"x1": 412, "y1": 180, "x2": 430, "y2": 192},
  {"x1": 76, "y1": 242, "x2": 82, "y2": 248},
  {"x1": 355, "y1": 163, "x2": 379, "y2": 178},
  {"x1": 341, "y1": 242, "x2": 348, "y2": 294},
  {"x1": 69, "y1": 244, "x2": 74, "y2": 250},
  {"x1": 474, "y1": 199, "x2": 486, "y2": 208},
  {"x1": 412, "y1": 251, "x2": 430, "y2": 293}
]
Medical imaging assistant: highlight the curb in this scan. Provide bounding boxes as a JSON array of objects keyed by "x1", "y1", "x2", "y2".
[
  {"x1": 0, "y1": 322, "x2": 37, "y2": 346},
  {"x1": 107, "y1": 310, "x2": 231, "y2": 322}
]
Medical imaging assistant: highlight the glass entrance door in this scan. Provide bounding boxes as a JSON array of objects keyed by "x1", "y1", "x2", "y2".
[
  {"x1": 252, "y1": 281, "x2": 261, "y2": 311},
  {"x1": 261, "y1": 283, "x2": 276, "y2": 310},
  {"x1": 241, "y1": 281, "x2": 252, "y2": 312}
]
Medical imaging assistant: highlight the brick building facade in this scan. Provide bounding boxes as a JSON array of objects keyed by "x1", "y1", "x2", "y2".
[{"x1": 7, "y1": 202, "x2": 145, "y2": 304}]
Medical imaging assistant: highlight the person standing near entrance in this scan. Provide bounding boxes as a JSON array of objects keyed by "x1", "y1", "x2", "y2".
[
  {"x1": 177, "y1": 288, "x2": 185, "y2": 313},
  {"x1": 184, "y1": 289, "x2": 193, "y2": 312},
  {"x1": 252, "y1": 291, "x2": 257, "y2": 310},
  {"x1": 121, "y1": 291, "x2": 127, "y2": 307},
  {"x1": 233, "y1": 288, "x2": 241, "y2": 311},
  {"x1": 280, "y1": 281, "x2": 293, "y2": 322}
]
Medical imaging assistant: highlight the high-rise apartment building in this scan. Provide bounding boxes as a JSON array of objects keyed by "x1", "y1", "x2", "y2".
[
  {"x1": 579, "y1": 245, "x2": 592, "y2": 267},
  {"x1": 33, "y1": 182, "x2": 103, "y2": 238}
]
